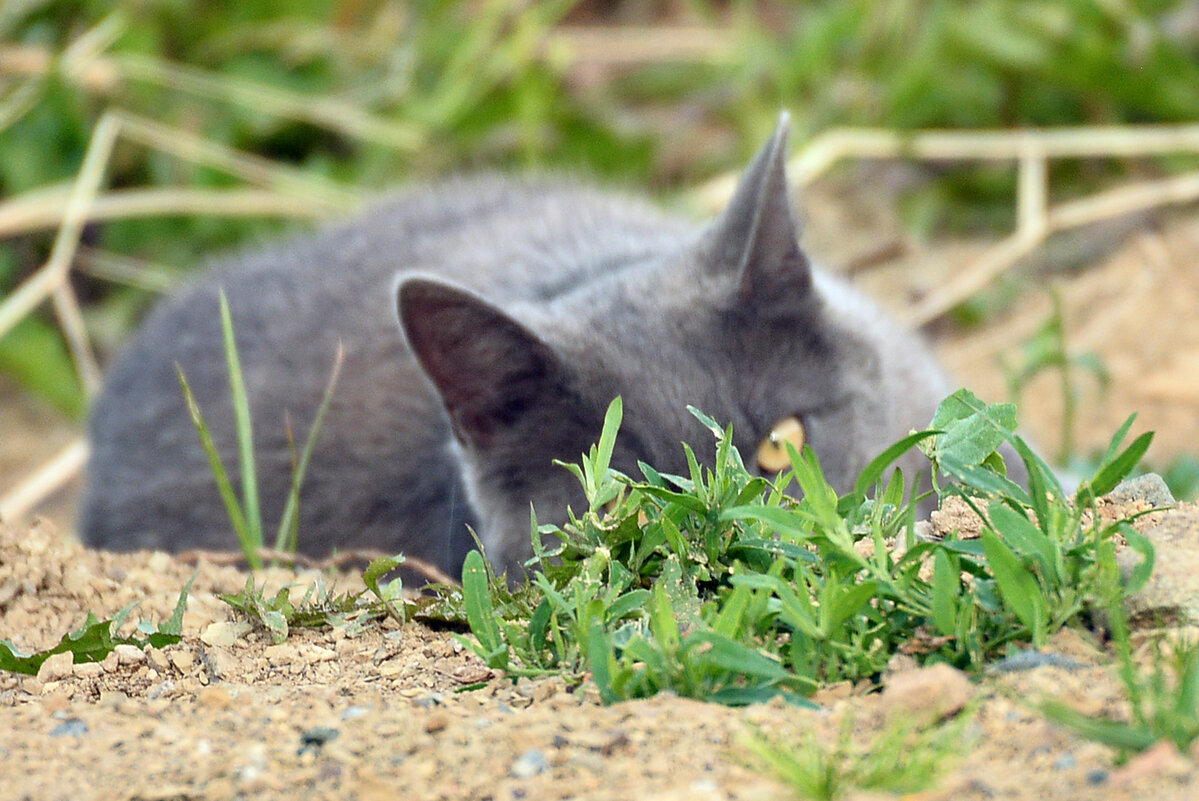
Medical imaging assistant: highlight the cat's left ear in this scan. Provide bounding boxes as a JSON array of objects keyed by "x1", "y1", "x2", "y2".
[
  {"x1": 706, "y1": 112, "x2": 813, "y2": 308},
  {"x1": 396, "y1": 277, "x2": 566, "y2": 450}
]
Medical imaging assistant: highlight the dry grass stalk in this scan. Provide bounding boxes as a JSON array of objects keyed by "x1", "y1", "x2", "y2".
[
  {"x1": 0, "y1": 186, "x2": 337, "y2": 237},
  {"x1": 0, "y1": 109, "x2": 359, "y2": 513},
  {"x1": 74, "y1": 248, "x2": 178, "y2": 293},
  {"x1": 548, "y1": 25, "x2": 732, "y2": 65},
  {"x1": 0, "y1": 438, "x2": 88, "y2": 523},
  {"x1": 50, "y1": 284, "x2": 102, "y2": 396},
  {"x1": 906, "y1": 169, "x2": 1199, "y2": 326}
]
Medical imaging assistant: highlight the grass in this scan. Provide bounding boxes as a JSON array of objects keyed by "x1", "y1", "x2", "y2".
[
  {"x1": 739, "y1": 711, "x2": 974, "y2": 800},
  {"x1": 445, "y1": 389, "x2": 1155, "y2": 707},
  {"x1": 175, "y1": 290, "x2": 343, "y2": 569},
  {"x1": 1042, "y1": 613, "x2": 1199, "y2": 761}
]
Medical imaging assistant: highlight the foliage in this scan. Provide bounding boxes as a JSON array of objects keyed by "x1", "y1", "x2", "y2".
[
  {"x1": 5, "y1": 2, "x2": 1199, "y2": 410},
  {"x1": 446, "y1": 390, "x2": 1154, "y2": 706},
  {"x1": 221, "y1": 573, "x2": 377, "y2": 644},
  {"x1": 176, "y1": 290, "x2": 342, "y2": 568},
  {"x1": 221, "y1": 553, "x2": 408, "y2": 643},
  {"x1": 1042, "y1": 613, "x2": 1199, "y2": 760},
  {"x1": 0, "y1": 577, "x2": 191, "y2": 675},
  {"x1": 739, "y1": 712, "x2": 973, "y2": 801}
]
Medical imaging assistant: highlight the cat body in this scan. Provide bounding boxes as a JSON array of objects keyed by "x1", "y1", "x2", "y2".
[{"x1": 82, "y1": 118, "x2": 951, "y2": 575}]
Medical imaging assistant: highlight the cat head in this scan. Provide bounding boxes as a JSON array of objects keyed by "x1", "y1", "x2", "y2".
[{"x1": 396, "y1": 114, "x2": 948, "y2": 573}]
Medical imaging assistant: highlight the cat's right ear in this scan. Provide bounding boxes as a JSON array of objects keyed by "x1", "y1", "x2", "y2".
[
  {"x1": 705, "y1": 112, "x2": 814, "y2": 312},
  {"x1": 396, "y1": 277, "x2": 563, "y2": 449}
]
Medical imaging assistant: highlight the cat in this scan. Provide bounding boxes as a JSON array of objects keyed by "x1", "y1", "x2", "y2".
[{"x1": 81, "y1": 114, "x2": 952, "y2": 577}]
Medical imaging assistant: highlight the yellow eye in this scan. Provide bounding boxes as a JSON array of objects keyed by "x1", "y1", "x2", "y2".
[{"x1": 756, "y1": 416, "x2": 805, "y2": 473}]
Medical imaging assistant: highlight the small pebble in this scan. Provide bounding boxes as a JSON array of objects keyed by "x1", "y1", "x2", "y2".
[
  {"x1": 414, "y1": 692, "x2": 445, "y2": 708},
  {"x1": 341, "y1": 705, "x2": 370, "y2": 721},
  {"x1": 200, "y1": 622, "x2": 250, "y2": 648},
  {"x1": 989, "y1": 649, "x2": 1086, "y2": 673},
  {"x1": 50, "y1": 718, "x2": 88, "y2": 738},
  {"x1": 72, "y1": 661, "x2": 103, "y2": 678},
  {"x1": 113, "y1": 644, "x2": 145, "y2": 665},
  {"x1": 1107, "y1": 473, "x2": 1174, "y2": 508},
  {"x1": 1055, "y1": 753, "x2": 1078, "y2": 770},
  {"x1": 1086, "y1": 769, "x2": 1108, "y2": 785},
  {"x1": 298, "y1": 727, "x2": 340, "y2": 755},
  {"x1": 511, "y1": 748, "x2": 548, "y2": 778},
  {"x1": 36, "y1": 652, "x2": 73, "y2": 683}
]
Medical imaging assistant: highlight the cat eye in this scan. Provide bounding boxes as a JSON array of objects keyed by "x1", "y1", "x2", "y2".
[{"x1": 756, "y1": 415, "x2": 806, "y2": 473}]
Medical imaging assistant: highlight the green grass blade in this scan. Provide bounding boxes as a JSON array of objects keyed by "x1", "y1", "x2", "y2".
[
  {"x1": 595, "y1": 396, "x2": 622, "y2": 476},
  {"x1": 1087, "y1": 431, "x2": 1154, "y2": 499},
  {"x1": 274, "y1": 341, "x2": 345, "y2": 551},
  {"x1": 932, "y1": 550, "x2": 959, "y2": 637},
  {"x1": 461, "y1": 550, "x2": 508, "y2": 669},
  {"x1": 218, "y1": 290, "x2": 263, "y2": 553},
  {"x1": 980, "y1": 530, "x2": 1046, "y2": 642},
  {"x1": 1040, "y1": 700, "x2": 1158, "y2": 752},
  {"x1": 176, "y1": 363, "x2": 256, "y2": 567},
  {"x1": 854, "y1": 430, "x2": 938, "y2": 498}
]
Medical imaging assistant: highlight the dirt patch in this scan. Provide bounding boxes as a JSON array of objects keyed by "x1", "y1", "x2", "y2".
[{"x1": 3, "y1": 515, "x2": 1199, "y2": 801}]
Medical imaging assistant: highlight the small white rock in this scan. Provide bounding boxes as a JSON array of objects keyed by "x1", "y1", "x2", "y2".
[
  {"x1": 201, "y1": 621, "x2": 251, "y2": 647},
  {"x1": 36, "y1": 652, "x2": 74, "y2": 682},
  {"x1": 114, "y1": 644, "x2": 145, "y2": 665}
]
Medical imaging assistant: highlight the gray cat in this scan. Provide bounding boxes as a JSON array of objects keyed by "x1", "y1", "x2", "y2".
[{"x1": 81, "y1": 116, "x2": 951, "y2": 576}]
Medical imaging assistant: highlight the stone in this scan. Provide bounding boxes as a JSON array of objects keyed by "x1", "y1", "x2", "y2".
[
  {"x1": 1106, "y1": 473, "x2": 1175, "y2": 508},
  {"x1": 1119, "y1": 508, "x2": 1199, "y2": 627},
  {"x1": 114, "y1": 644, "x2": 145, "y2": 665},
  {"x1": 879, "y1": 663, "x2": 971, "y2": 725},
  {"x1": 200, "y1": 621, "x2": 251, "y2": 647},
  {"x1": 36, "y1": 651, "x2": 74, "y2": 682},
  {"x1": 511, "y1": 748, "x2": 548, "y2": 778}
]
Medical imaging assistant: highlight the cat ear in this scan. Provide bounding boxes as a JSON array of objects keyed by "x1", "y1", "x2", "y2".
[
  {"x1": 396, "y1": 277, "x2": 563, "y2": 448},
  {"x1": 707, "y1": 112, "x2": 813, "y2": 306}
]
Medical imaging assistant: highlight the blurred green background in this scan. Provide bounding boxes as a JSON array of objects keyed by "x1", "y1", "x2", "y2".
[{"x1": 3, "y1": 0, "x2": 1199, "y2": 424}]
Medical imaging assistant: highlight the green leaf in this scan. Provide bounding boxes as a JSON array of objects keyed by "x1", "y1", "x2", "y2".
[
  {"x1": 461, "y1": 550, "x2": 508, "y2": 669},
  {"x1": 854, "y1": 430, "x2": 939, "y2": 498},
  {"x1": 176, "y1": 363, "x2": 253, "y2": 565},
  {"x1": 275, "y1": 342, "x2": 344, "y2": 552},
  {"x1": 685, "y1": 631, "x2": 788, "y2": 680},
  {"x1": 980, "y1": 530, "x2": 1046, "y2": 642},
  {"x1": 593, "y1": 397, "x2": 623, "y2": 486},
  {"x1": 926, "y1": 389, "x2": 1017, "y2": 466},
  {"x1": 648, "y1": 583, "x2": 680, "y2": 652},
  {"x1": 160, "y1": 575, "x2": 195, "y2": 637},
  {"x1": 932, "y1": 550, "x2": 959, "y2": 637},
  {"x1": 363, "y1": 553, "x2": 407, "y2": 624},
  {"x1": 1039, "y1": 700, "x2": 1158, "y2": 751},
  {"x1": 819, "y1": 580, "x2": 879, "y2": 638},
  {"x1": 218, "y1": 290, "x2": 263, "y2": 554},
  {"x1": 1086, "y1": 431, "x2": 1154, "y2": 499},
  {"x1": 987, "y1": 502, "x2": 1057, "y2": 581},
  {"x1": 1120, "y1": 526, "x2": 1156, "y2": 595},
  {"x1": 584, "y1": 613, "x2": 617, "y2": 705}
]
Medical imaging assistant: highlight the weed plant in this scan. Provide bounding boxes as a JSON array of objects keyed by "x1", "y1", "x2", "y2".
[
  {"x1": 739, "y1": 711, "x2": 974, "y2": 801},
  {"x1": 175, "y1": 290, "x2": 342, "y2": 569},
  {"x1": 1042, "y1": 612, "x2": 1199, "y2": 759},
  {"x1": 451, "y1": 390, "x2": 1155, "y2": 706}
]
